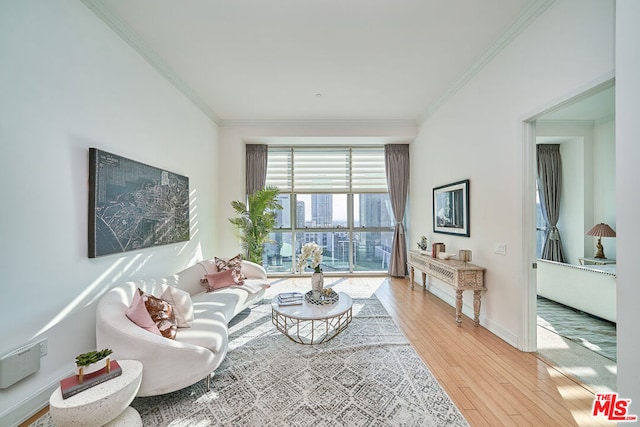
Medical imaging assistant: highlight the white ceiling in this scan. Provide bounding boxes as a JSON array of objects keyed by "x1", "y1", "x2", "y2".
[{"x1": 86, "y1": 0, "x2": 550, "y2": 123}]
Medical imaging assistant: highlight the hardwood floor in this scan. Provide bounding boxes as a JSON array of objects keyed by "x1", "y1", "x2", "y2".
[{"x1": 375, "y1": 277, "x2": 614, "y2": 427}]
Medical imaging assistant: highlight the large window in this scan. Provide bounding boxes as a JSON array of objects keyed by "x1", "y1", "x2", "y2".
[{"x1": 263, "y1": 147, "x2": 392, "y2": 274}]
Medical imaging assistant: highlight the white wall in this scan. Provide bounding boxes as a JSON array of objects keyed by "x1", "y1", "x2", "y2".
[
  {"x1": 0, "y1": 1, "x2": 219, "y2": 425},
  {"x1": 218, "y1": 123, "x2": 417, "y2": 255},
  {"x1": 593, "y1": 119, "x2": 616, "y2": 259},
  {"x1": 410, "y1": 0, "x2": 614, "y2": 347},
  {"x1": 615, "y1": 0, "x2": 640, "y2": 409}
]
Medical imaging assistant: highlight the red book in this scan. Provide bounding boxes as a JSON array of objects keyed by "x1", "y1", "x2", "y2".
[{"x1": 59, "y1": 360, "x2": 122, "y2": 399}]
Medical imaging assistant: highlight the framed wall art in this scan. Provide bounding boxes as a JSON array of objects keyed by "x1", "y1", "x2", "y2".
[
  {"x1": 433, "y1": 179, "x2": 470, "y2": 237},
  {"x1": 88, "y1": 148, "x2": 190, "y2": 258}
]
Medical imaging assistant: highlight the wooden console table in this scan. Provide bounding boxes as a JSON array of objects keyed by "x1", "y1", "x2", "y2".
[{"x1": 408, "y1": 250, "x2": 486, "y2": 326}]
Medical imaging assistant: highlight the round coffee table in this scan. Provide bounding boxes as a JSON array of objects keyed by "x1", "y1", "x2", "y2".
[
  {"x1": 271, "y1": 292, "x2": 353, "y2": 345},
  {"x1": 49, "y1": 359, "x2": 143, "y2": 426}
]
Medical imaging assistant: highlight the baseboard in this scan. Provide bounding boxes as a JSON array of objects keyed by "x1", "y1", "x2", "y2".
[
  {"x1": 0, "y1": 376, "x2": 60, "y2": 427},
  {"x1": 424, "y1": 283, "x2": 519, "y2": 348}
]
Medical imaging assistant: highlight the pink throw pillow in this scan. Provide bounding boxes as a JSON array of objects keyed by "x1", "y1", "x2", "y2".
[
  {"x1": 126, "y1": 290, "x2": 162, "y2": 336},
  {"x1": 204, "y1": 269, "x2": 238, "y2": 292},
  {"x1": 214, "y1": 254, "x2": 247, "y2": 280}
]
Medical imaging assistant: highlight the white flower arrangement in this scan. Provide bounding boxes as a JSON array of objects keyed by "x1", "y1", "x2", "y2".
[{"x1": 297, "y1": 242, "x2": 323, "y2": 273}]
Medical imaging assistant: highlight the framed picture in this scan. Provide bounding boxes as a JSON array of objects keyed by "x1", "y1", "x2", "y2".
[
  {"x1": 88, "y1": 148, "x2": 190, "y2": 258},
  {"x1": 433, "y1": 179, "x2": 470, "y2": 237}
]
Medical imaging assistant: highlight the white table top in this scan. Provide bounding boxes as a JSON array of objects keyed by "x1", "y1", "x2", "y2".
[{"x1": 271, "y1": 292, "x2": 353, "y2": 320}]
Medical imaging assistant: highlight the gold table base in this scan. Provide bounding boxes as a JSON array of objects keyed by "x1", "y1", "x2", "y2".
[{"x1": 271, "y1": 307, "x2": 352, "y2": 345}]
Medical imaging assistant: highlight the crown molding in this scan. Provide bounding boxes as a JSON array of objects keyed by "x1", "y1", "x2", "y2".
[
  {"x1": 220, "y1": 118, "x2": 419, "y2": 129},
  {"x1": 595, "y1": 114, "x2": 615, "y2": 125},
  {"x1": 418, "y1": 0, "x2": 556, "y2": 124},
  {"x1": 535, "y1": 119, "x2": 595, "y2": 127},
  {"x1": 80, "y1": 0, "x2": 221, "y2": 125}
]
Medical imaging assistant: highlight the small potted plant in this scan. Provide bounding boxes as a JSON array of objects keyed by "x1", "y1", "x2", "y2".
[
  {"x1": 297, "y1": 242, "x2": 324, "y2": 296},
  {"x1": 75, "y1": 348, "x2": 113, "y2": 379},
  {"x1": 417, "y1": 236, "x2": 428, "y2": 251}
]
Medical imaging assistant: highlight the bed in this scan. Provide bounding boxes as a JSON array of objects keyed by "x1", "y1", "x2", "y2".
[{"x1": 536, "y1": 259, "x2": 616, "y2": 323}]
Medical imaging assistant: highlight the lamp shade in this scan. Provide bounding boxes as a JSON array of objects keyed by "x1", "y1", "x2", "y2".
[{"x1": 586, "y1": 223, "x2": 616, "y2": 238}]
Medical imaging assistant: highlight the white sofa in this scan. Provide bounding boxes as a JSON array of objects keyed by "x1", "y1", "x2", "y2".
[{"x1": 96, "y1": 259, "x2": 268, "y2": 396}]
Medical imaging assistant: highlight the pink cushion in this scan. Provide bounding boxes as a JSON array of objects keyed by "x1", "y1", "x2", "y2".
[
  {"x1": 214, "y1": 254, "x2": 247, "y2": 280},
  {"x1": 126, "y1": 290, "x2": 161, "y2": 336},
  {"x1": 204, "y1": 269, "x2": 238, "y2": 291}
]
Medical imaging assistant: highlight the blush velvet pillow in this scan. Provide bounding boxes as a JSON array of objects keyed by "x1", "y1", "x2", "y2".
[
  {"x1": 203, "y1": 269, "x2": 238, "y2": 292},
  {"x1": 126, "y1": 290, "x2": 162, "y2": 336}
]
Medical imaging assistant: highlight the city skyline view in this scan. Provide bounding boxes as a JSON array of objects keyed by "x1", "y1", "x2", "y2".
[{"x1": 266, "y1": 193, "x2": 394, "y2": 273}]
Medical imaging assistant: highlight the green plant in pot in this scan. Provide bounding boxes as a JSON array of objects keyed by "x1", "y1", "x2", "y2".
[
  {"x1": 229, "y1": 186, "x2": 281, "y2": 265},
  {"x1": 75, "y1": 348, "x2": 113, "y2": 377},
  {"x1": 75, "y1": 348, "x2": 113, "y2": 366}
]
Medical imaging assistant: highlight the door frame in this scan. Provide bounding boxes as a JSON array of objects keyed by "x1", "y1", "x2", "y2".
[{"x1": 519, "y1": 73, "x2": 615, "y2": 352}]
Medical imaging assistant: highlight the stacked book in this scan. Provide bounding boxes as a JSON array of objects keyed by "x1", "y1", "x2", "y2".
[
  {"x1": 277, "y1": 292, "x2": 304, "y2": 306},
  {"x1": 60, "y1": 360, "x2": 122, "y2": 399}
]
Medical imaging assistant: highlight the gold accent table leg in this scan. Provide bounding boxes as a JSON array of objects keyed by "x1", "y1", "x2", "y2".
[
  {"x1": 410, "y1": 266, "x2": 415, "y2": 289},
  {"x1": 455, "y1": 290, "x2": 463, "y2": 326},
  {"x1": 421, "y1": 272, "x2": 427, "y2": 292},
  {"x1": 473, "y1": 290, "x2": 482, "y2": 327}
]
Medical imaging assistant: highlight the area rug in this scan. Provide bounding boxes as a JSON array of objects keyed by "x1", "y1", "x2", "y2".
[
  {"x1": 537, "y1": 296, "x2": 617, "y2": 361},
  {"x1": 31, "y1": 293, "x2": 468, "y2": 426},
  {"x1": 133, "y1": 296, "x2": 467, "y2": 426}
]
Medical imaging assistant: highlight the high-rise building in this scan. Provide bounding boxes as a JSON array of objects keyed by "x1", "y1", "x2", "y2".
[
  {"x1": 311, "y1": 194, "x2": 332, "y2": 226},
  {"x1": 296, "y1": 201, "x2": 306, "y2": 228},
  {"x1": 359, "y1": 194, "x2": 392, "y2": 227},
  {"x1": 274, "y1": 194, "x2": 290, "y2": 228}
]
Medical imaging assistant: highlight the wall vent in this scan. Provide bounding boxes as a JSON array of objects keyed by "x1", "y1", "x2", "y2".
[{"x1": 0, "y1": 342, "x2": 41, "y2": 388}]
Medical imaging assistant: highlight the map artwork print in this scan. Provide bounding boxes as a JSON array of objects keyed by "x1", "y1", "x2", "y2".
[{"x1": 89, "y1": 148, "x2": 190, "y2": 258}]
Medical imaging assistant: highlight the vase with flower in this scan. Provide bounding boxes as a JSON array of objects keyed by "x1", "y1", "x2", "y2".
[{"x1": 297, "y1": 242, "x2": 324, "y2": 297}]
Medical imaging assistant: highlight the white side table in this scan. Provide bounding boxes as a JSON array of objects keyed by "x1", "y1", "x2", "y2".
[{"x1": 49, "y1": 360, "x2": 143, "y2": 427}]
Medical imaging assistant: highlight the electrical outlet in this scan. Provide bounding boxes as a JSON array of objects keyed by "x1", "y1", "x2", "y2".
[
  {"x1": 494, "y1": 243, "x2": 507, "y2": 255},
  {"x1": 37, "y1": 338, "x2": 47, "y2": 358}
]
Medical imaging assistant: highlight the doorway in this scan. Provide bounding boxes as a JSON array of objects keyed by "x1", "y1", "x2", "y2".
[{"x1": 522, "y1": 77, "x2": 616, "y2": 392}]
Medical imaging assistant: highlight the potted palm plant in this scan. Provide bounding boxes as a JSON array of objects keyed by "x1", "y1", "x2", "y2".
[{"x1": 229, "y1": 186, "x2": 281, "y2": 265}]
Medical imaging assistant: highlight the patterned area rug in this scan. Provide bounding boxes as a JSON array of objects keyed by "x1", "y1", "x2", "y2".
[
  {"x1": 130, "y1": 296, "x2": 467, "y2": 426},
  {"x1": 32, "y1": 294, "x2": 467, "y2": 426},
  {"x1": 537, "y1": 296, "x2": 617, "y2": 361}
]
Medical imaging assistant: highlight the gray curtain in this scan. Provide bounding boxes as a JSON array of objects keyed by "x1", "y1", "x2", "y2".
[
  {"x1": 537, "y1": 144, "x2": 567, "y2": 262},
  {"x1": 385, "y1": 144, "x2": 410, "y2": 277},
  {"x1": 246, "y1": 144, "x2": 268, "y2": 195}
]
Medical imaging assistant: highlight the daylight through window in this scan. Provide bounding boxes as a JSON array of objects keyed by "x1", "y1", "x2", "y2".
[{"x1": 263, "y1": 147, "x2": 393, "y2": 274}]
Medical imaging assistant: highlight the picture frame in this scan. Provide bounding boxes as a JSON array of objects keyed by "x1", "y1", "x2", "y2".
[
  {"x1": 88, "y1": 148, "x2": 190, "y2": 258},
  {"x1": 433, "y1": 179, "x2": 470, "y2": 237}
]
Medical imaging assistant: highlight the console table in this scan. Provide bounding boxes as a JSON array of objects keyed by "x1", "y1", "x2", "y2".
[{"x1": 408, "y1": 250, "x2": 486, "y2": 326}]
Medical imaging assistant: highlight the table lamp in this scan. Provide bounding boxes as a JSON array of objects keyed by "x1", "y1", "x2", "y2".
[{"x1": 586, "y1": 223, "x2": 616, "y2": 259}]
